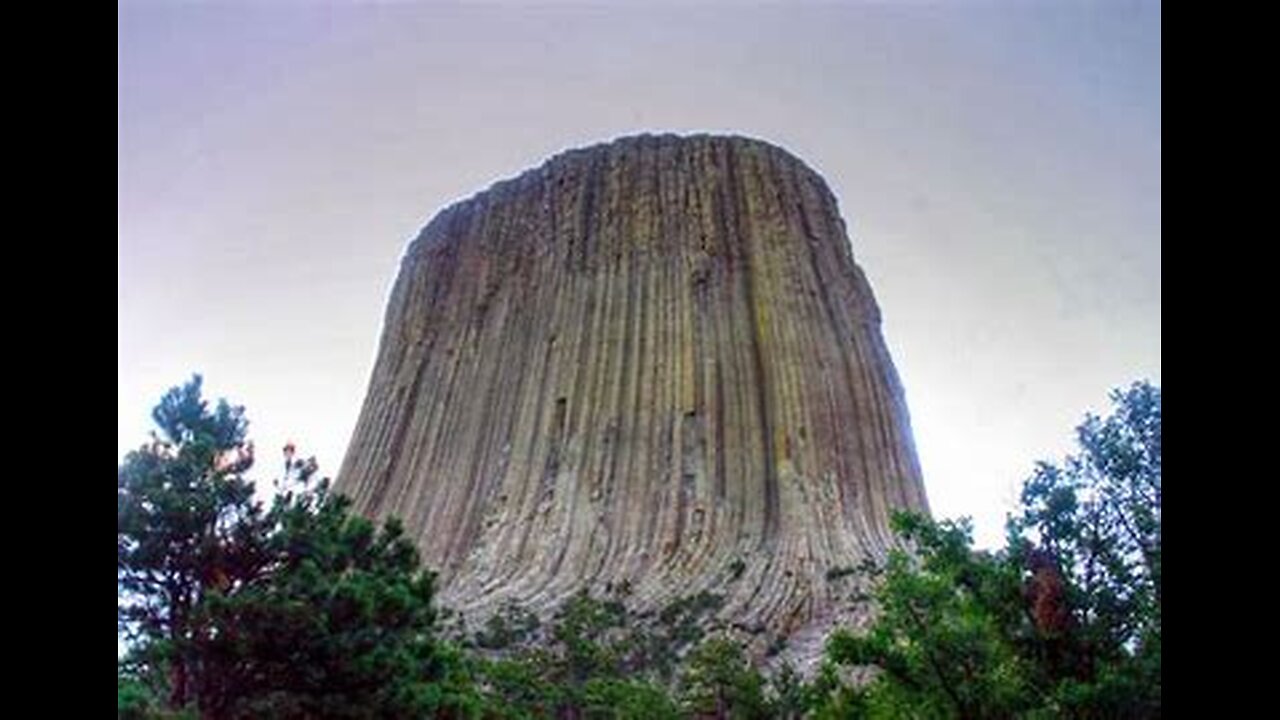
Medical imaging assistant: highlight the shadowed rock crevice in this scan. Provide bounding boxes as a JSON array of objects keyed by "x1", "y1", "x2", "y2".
[{"x1": 337, "y1": 133, "x2": 929, "y2": 654}]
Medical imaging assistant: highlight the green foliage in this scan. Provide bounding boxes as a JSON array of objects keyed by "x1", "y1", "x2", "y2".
[
  {"x1": 118, "y1": 375, "x2": 267, "y2": 711},
  {"x1": 823, "y1": 381, "x2": 1162, "y2": 718},
  {"x1": 118, "y1": 377, "x2": 456, "y2": 719},
  {"x1": 475, "y1": 601, "x2": 541, "y2": 650},
  {"x1": 767, "y1": 662, "x2": 816, "y2": 720},
  {"x1": 678, "y1": 636, "x2": 770, "y2": 720},
  {"x1": 118, "y1": 378, "x2": 1160, "y2": 718},
  {"x1": 463, "y1": 589, "x2": 763, "y2": 718},
  {"x1": 550, "y1": 590, "x2": 632, "y2": 687},
  {"x1": 476, "y1": 657, "x2": 682, "y2": 720},
  {"x1": 1007, "y1": 380, "x2": 1162, "y2": 716},
  {"x1": 803, "y1": 662, "x2": 872, "y2": 720},
  {"x1": 825, "y1": 516, "x2": 1034, "y2": 717},
  {"x1": 474, "y1": 654, "x2": 559, "y2": 718},
  {"x1": 581, "y1": 677, "x2": 683, "y2": 720},
  {"x1": 118, "y1": 670, "x2": 161, "y2": 720},
  {"x1": 195, "y1": 483, "x2": 447, "y2": 718},
  {"x1": 648, "y1": 590, "x2": 726, "y2": 679}
]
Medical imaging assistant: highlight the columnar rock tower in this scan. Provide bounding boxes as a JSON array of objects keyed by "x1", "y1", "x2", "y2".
[{"x1": 338, "y1": 134, "x2": 929, "y2": 644}]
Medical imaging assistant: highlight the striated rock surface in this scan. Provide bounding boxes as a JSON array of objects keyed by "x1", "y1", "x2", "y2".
[{"x1": 337, "y1": 133, "x2": 929, "y2": 654}]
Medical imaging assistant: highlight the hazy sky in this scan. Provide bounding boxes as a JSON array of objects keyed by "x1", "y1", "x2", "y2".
[{"x1": 118, "y1": 1, "x2": 1160, "y2": 549}]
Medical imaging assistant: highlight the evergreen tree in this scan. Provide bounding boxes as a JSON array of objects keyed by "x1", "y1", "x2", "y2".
[
  {"x1": 118, "y1": 375, "x2": 266, "y2": 710},
  {"x1": 118, "y1": 377, "x2": 455, "y2": 718},
  {"x1": 678, "y1": 637, "x2": 770, "y2": 720},
  {"x1": 824, "y1": 381, "x2": 1162, "y2": 718}
]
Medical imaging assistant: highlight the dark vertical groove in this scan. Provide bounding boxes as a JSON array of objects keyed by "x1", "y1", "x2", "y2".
[{"x1": 713, "y1": 358, "x2": 727, "y2": 502}]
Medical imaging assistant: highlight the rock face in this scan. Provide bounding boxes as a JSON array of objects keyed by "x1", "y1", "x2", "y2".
[{"x1": 337, "y1": 134, "x2": 929, "y2": 649}]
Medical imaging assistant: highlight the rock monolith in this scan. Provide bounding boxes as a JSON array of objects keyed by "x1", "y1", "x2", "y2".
[{"x1": 337, "y1": 133, "x2": 929, "y2": 655}]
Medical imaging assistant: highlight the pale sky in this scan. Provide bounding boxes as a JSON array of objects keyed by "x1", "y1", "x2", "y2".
[{"x1": 118, "y1": 1, "x2": 1160, "y2": 549}]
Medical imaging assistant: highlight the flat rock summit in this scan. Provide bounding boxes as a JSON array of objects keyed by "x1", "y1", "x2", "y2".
[{"x1": 337, "y1": 133, "x2": 929, "y2": 655}]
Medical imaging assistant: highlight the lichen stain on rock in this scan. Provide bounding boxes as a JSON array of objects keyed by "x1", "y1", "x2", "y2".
[{"x1": 337, "y1": 133, "x2": 930, "y2": 655}]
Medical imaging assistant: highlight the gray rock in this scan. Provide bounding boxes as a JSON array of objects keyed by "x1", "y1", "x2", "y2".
[{"x1": 337, "y1": 133, "x2": 930, "y2": 663}]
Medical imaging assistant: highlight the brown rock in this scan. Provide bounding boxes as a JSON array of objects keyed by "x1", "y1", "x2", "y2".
[{"x1": 336, "y1": 133, "x2": 929, "y2": 656}]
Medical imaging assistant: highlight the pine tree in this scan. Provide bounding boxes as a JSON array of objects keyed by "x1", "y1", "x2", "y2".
[
  {"x1": 118, "y1": 377, "x2": 456, "y2": 718},
  {"x1": 118, "y1": 375, "x2": 266, "y2": 710}
]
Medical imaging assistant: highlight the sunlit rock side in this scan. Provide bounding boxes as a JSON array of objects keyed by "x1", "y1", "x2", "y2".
[{"x1": 337, "y1": 133, "x2": 930, "y2": 661}]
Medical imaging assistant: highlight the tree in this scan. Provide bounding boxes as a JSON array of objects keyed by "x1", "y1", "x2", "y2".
[
  {"x1": 118, "y1": 376, "x2": 267, "y2": 710},
  {"x1": 470, "y1": 590, "x2": 684, "y2": 719},
  {"x1": 825, "y1": 516, "x2": 1035, "y2": 717},
  {"x1": 678, "y1": 636, "x2": 770, "y2": 720},
  {"x1": 1008, "y1": 380, "x2": 1161, "y2": 715},
  {"x1": 193, "y1": 482, "x2": 449, "y2": 718},
  {"x1": 824, "y1": 381, "x2": 1162, "y2": 718},
  {"x1": 118, "y1": 376, "x2": 455, "y2": 718}
]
